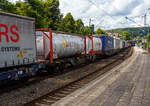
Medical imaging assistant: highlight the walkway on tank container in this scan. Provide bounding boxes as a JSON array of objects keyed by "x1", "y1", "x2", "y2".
[{"x1": 51, "y1": 47, "x2": 150, "y2": 106}]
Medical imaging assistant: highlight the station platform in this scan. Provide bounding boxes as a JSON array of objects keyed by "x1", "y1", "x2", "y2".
[{"x1": 52, "y1": 47, "x2": 150, "y2": 106}]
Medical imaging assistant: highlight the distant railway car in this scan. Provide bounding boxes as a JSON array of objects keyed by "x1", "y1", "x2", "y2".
[
  {"x1": 36, "y1": 31, "x2": 85, "y2": 60},
  {"x1": 114, "y1": 37, "x2": 120, "y2": 52},
  {"x1": 101, "y1": 35, "x2": 114, "y2": 55},
  {"x1": 122, "y1": 41, "x2": 125, "y2": 48},
  {"x1": 122, "y1": 41, "x2": 128, "y2": 48},
  {"x1": 85, "y1": 36, "x2": 102, "y2": 55},
  {"x1": 120, "y1": 40, "x2": 123, "y2": 49},
  {"x1": 125, "y1": 41, "x2": 128, "y2": 47},
  {"x1": 0, "y1": 11, "x2": 36, "y2": 69}
]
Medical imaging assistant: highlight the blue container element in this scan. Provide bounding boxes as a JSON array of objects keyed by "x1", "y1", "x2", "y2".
[
  {"x1": 122, "y1": 41, "x2": 126, "y2": 48},
  {"x1": 0, "y1": 63, "x2": 47, "y2": 86},
  {"x1": 101, "y1": 35, "x2": 114, "y2": 55}
]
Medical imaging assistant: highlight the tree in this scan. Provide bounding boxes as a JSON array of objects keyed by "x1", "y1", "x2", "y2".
[
  {"x1": 58, "y1": 13, "x2": 75, "y2": 33},
  {"x1": 15, "y1": 0, "x2": 62, "y2": 29},
  {"x1": 15, "y1": 1, "x2": 28, "y2": 16},
  {"x1": 147, "y1": 34, "x2": 150, "y2": 42},
  {"x1": 16, "y1": 0, "x2": 47, "y2": 28},
  {"x1": 0, "y1": 0, "x2": 17, "y2": 14},
  {"x1": 44, "y1": 0, "x2": 61, "y2": 30},
  {"x1": 84, "y1": 26, "x2": 91, "y2": 35},
  {"x1": 122, "y1": 31, "x2": 132, "y2": 40},
  {"x1": 74, "y1": 19, "x2": 84, "y2": 34},
  {"x1": 96, "y1": 28, "x2": 106, "y2": 35},
  {"x1": 146, "y1": 34, "x2": 150, "y2": 48}
]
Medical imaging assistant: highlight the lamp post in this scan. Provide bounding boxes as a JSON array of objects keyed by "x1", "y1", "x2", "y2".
[
  {"x1": 147, "y1": 24, "x2": 149, "y2": 51},
  {"x1": 89, "y1": 18, "x2": 95, "y2": 35}
]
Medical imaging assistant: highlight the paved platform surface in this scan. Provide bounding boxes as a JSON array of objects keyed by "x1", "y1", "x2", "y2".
[{"x1": 52, "y1": 47, "x2": 150, "y2": 106}]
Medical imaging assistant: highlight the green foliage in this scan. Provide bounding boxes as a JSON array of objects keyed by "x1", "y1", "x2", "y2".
[
  {"x1": 96, "y1": 28, "x2": 106, "y2": 35},
  {"x1": 107, "y1": 27, "x2": 150, "y2": 38},
  {"x1": 17, "y1": 0, "x2": 47, "y2": 28},
  {"x1": 15, "y1": 1, "x2": 28, "y2": 16},
  {"x1": 146, "y1": 34, "x2": 150, "y2": 48},
  {"x1": 0, "y1": 0, "x2": 96, "y2": 35},
  {"x1": 84, "y1": 26, "x2": 91, "y2": 35},
  {"x1": 44, "y1": 0, "x2": 61, "y2": 30},
  {"x1": 74, "y1": 19, "x2": 84, "y2": 34},
  {"x1": 0, "y1": 0, "x2": 62, "y2": 29},
  {"x1": 0, "y1": 0, "x2": 17, "y2": 14},
  {"x1": 58, "y1": 13, "x2": 75, "y2": 33},
  {"x1": 122, "y1": 31, "x2": 132, "y2": 40},
  {"x1": 147, "y1": 34, "x2": 150, "y2": 41},
  {"x1": 133, "y1": 36, "x2": 142, "y2": 41}
]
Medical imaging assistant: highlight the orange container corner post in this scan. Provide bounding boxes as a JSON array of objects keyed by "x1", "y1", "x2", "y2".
[
  {"x1": 88, "y1": 35, "x2": 94, "y2": 54},
  {"x1": 84, "y1": 35, "x2": 87, "y2": 56},
  {"x1": 43, "y1": 36, "x2": 45, "y2": 58},
  {"x1": 35, "y1": 28, "x2": 53, "y2": 63},
  {"x1": 49, "y1": 29, "x2": 53, "y2": 63}
]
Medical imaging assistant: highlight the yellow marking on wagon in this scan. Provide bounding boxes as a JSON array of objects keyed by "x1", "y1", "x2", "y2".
[
  {"x1": 17, "y1": 51, "x2": 23, "y2": 58},
  {"x1": 23, "y1": 50, "x2": 27, "y2": 54},
  {"x1": 62, "y1": 38, "x2": 66, "y2": 50}
]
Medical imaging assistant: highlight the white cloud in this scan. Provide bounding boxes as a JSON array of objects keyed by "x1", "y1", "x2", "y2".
[
  {"x1": 59, "y1": 0, "x2": 150, "y2": 30},
  {"x1": 12, "y1": 0, "x2": 150, "y2": 30}
]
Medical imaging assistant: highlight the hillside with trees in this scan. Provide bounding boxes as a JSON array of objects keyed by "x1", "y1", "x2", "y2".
[{"x1": 107, "y1": 27, "x2": 150, "y2": 38}]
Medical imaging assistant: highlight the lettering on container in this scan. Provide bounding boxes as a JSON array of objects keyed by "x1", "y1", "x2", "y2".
[
  {"x1": 0, "y1": 24, "x2": 20, "y2": 43},
  {"x1": 66, "y1": 42, "x2": 80, "y2": 49},
  {"x1": 62, "y1": 39, "x2": 80, "y2": 50},
  {"x1": 107, "y1": 40, "x2": 112, "y2": 45},
  {"x1": 1, "y1": 47, "x2": 20, "y2": 52}
]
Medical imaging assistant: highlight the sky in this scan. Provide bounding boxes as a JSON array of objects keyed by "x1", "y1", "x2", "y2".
[{"x1": 12, "y1": 0, "x2": 150, "y2": 30}]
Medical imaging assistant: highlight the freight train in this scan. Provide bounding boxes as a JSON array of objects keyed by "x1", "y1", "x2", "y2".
[{"x1": 0, "y1": 12, "x2": 129, "y2": 85}]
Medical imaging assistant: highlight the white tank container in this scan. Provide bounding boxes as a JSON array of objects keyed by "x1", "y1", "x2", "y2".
[
  {"x1": 120, "y1": 40, "x2": 123, "y2": 49},
  {"x1": 36, "y1": 31, "x2": 85, "y2": 60},
  {"x1": 93, "y1": 37, "x2": 102, "y2": 53},
  {"x1": 0, "y1": 12, "x2": 36, "y2": 68},
  {"x1": 86, "y1": 36, "x2": 92, "y2": 54},
  {"x1": 114, "y1": 37, "x2": 120, "y2": 50}
]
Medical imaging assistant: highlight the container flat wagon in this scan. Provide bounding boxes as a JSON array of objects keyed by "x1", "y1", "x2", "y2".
[
  {"x1": 114, "y1": 37, "x2": 121, "y2": 53},
  {"x1": 0, "y1": 12, "x2": 42, "y2": 84},
  {"x1": 36, "y1": 29, "x2": 103, "y2": 69}
]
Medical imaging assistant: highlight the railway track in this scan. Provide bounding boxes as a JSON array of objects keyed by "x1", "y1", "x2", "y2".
[
  {"x1": 0, "y1": 51, "x2": 107, "y2": 95},
  {"x1": 23, "y1": 47, "x2": 133, "y2": 106},
  {"x1": 0, "y1": 48, "x2": 122, "y2": 96}
]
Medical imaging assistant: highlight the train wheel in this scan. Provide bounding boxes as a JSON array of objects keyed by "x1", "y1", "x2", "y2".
[
  {"x1": 70, "y1": 57, "x2": 78, "y2": 66},
  {"x1": 46, "y1": 64, "x2": 55, "y2": 74},
  {"x1": 60, "y1": 63, "x2": 64, "y2": 72},
  {"x1": 21, "y1": 77, "x2": 29, "y2": 83}
]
